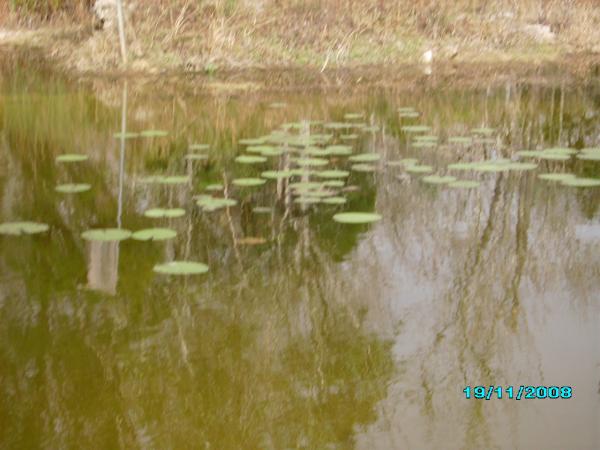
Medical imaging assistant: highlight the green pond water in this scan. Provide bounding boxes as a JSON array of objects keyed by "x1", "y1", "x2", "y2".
[{"x1": 0, "y1": 62, "x2": 599, "y2": 449}]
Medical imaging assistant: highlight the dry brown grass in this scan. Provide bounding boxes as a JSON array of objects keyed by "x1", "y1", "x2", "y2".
[{"x1": 3, "y1": 0, "x2": 600, "y2": 72}]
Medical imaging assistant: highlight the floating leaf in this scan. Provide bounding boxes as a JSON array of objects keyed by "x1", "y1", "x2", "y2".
[
  {"x1": 405, "y1": 164, "x2": 433, "y2": 174},
  {"x1": 401, "y1": 125, "x2": 431, "y2": 133},
  {"x1": 537, "y1": 173, "x2": 575, "y2": 182},
  {"x1": 344, "y1": 113, "x2": 364, "y2": 120},
  {"x1": 161, "y1": 176, "x2": 190, "y2": 185},
  {"x1": 314, "y1": 170, "x2": 350, "y2": 179},
  {"x1": 351, "y1": 164, "x2": 377, "y2": 172},
  {"x1": 325, "y1": 145, "x2": 353, "y2": 156},
  {"x1": 205, "y1": 184, "x2": 224, "y2": 191},
  {"x1": 56, "y1": 154, "x2": 88, "y2": 163},
  {"x1": 252, "y1": 206, "x2": 273, "y2": 214},
  {"x1": 55, "y1": 183, "x2": 91, "y2": 193},
  {"x1": 577, "y1": 153, "x2": 600, "y2": 161},
  {"x1": 505, "y1": 162, "x2": 538, "y2": 170},
  {"x1": 349, "y1": 153, "x2": 380, "y2": 163},
  {"x1": 189, "y1": 144, "x2": 209, "y2": 151},
  {"x1": 235, "y1": 155, "x2": 267, "y2": 164},
  {"x1": 140, "y1": 130, "x2": 168, "y2": 138},
  {"x1": 422, "y1": 175, "x2": 457, "y2": 185},
  {"x1": 81, "y1": 228, "x2": 131, "y2": 241},
  {"x1": 113, "y1": 132, "x2": 139, "y2": 139},
  {"x1": 197, "y1": 197, "x2": 237, "y2": 211},
  {"x1": 144, "y1": 208, "x2": 185, "y2": 218},
  {"x1": 132, "y1": 228, "x2": 176, "y2": 241},
  {"x1": 232, "y1": 178, "x2": 266, "y2": 187},
  {"x1": 0, "y1": 221, "x2": 49, "y2": 235},
  {"x1": 294, "y1": 196, "x2": 321, "y2": 204},
  {"x1": 295, "y1": 157, "x2": 328, "y2": 167},
  {"x1": 321, "y1": 196, "x2": 347, "y2": 205},
  {"x1": 323, "y1": 180, "x2": 345, "y2": 188},
  {"x1": 261, "y1": 170, "x2": 293, "y2": 180},
  {"x1": 333, "y1": 212, "x2": 382, "y2": 224},
  {"x1": 340, "y1": 134, "x2": 359, "y2": 140},
  {"x1": 153, "y1": 261, "x2": 209, "y2": 275},
  {"x1": 561, "y1": 177, "x2": 600, "y2": 187},
  {"x1": 472, "y1": 127, "x2": 495, "y2": 135}
]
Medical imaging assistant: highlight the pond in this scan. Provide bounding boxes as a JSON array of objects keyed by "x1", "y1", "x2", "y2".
[{"x1": 0, "y1": 60, "x2": 599, "y2": 449}]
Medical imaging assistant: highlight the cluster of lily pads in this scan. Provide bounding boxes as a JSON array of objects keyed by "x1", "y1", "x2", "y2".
[{"x1": 3, "y1": 107, "x2": 600, "y2": 277}]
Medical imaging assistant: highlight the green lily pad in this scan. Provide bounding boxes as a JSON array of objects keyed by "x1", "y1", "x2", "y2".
[
  {"x1": 113, "y1": 132, "x2": 139, "y2": 139},
  {"x1": 537, "y1": 173, "x2": 575, "y2": 182},
  {"x1": 577, "y1": 153, "x2": 600, "y2": 161},
  {"x1": 448, "y1": 180, "x2": 480, "y2": 189},
  {"x1": 333, "y1": 212, "x2": 382, "y2": 224},
  {"x1": 205, "y1": 184, "x2": 224, "y2": 191},
  {"x1": 344, "y1": 113, "x2": 364, "y2": 120},
  {"x1": 132, "y1": 228, "x2": 177, "y2": 241},
  {"x1": 261, "y1": 170, "x2": 294, "y2": 179},
  {"x1": 401, "y1": 125, "x2": 431, "y2": 133},
  {"x1": 160, "y1": 176, "x2": 190, "y2": 185},
  {"x1": 140, "y1": 130, "x2": 168, "y2": 138},
  {"x1": 321, "y1": 196, "x2": 347, "y2": 205},
  {"x1": 144, "y1": 208, "x2": 186, "y2": 218},
  {"x1": 315, "y1": 170, "x2": 350, "y2": 179},
  {"x1": 539, "y1": 153, "x2": 571, "y2": 161},
  {"x1": 239, "y1": 138, "x2": 265, "y2": 146},
  {"x1": 56, "y1": 154, "x2": 88, "y2": 163},
  {"x1": 340, "y1": 134, "x2": 359, "y2": 140},
  {"x1": 398, "y1": 107, "x2": 417, "y2": 113},
  {"x1": 294, "y1": 196, "x2": 321, "y2": 204},
  {"x1": 323, "y1": 180, "x2": 345, "y2": 188},
  {"x1": 247, "y1": 145, "x2": 276, "y2": 154},
  {"x1": 189, "y1": 144, "x2": 209, "y2": 151},
  {"x1": 295, "y1": 157, "x2": 329, "y2": 167},
  {"x1": 252, "y1": 206, "x2": 273, "y2": 214},
  {"x1": 472, "y1": 163, "x2": 510, "y2": 172},
  {"x1": 0, "y1": 221, "x2": 49, "y2": 235},
  {"x1": 505, "y1": 162, "x2": 538, "y2": 170},
  {"x1": 405, "y1": 165, "x2": 434, "y2": 174},
  {"x1": 447, "y1": 162, "x2": 477, "y2": 170},
  {"x1": 325, "y1": 145, "x2": 353, "y2": 156},
  {"x1": 81, "y1": 228, "x2": 131, "y2": 241},
  {"x1": 399, "y1": 111, "x2": 420, "y2": 118},
  {"x1": 472, "y1": 127, "x2": 495, "y2": 135},
  {"x1": 235, "y1": 155, "x2": 267, "y2": 164},
  {"x1": 55, "y1": 183, "x2": 91, "y2": 193},
  {"x1": 232, "y1": 178, "x2": 266, "y2": 187},
  {"x1": 153, "y1": 261, "x2": 209, "y2": 275},
  {"x1": 515, "y1": 150, "x2": 544, "y2": 158},
  {"x1": 561, "y1": 177, "x2": 600, "y2": 187},
  {"x1": 351, "y1": 164, "x2": 377, "y2": 172},
  {"x1": 422, "y1": 175, "x2": 457, "y2": 185},
  {"x1": 197, "y1": 197, "x2": 237, "y2": 211},
  {"x1": 349, "y1": 153, "x2": 380, "y2": 162}
]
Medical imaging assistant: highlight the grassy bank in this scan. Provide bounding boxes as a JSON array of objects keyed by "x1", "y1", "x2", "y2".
[{"x1": 2, "y1": 1, "x2": 600, "y2": 75}]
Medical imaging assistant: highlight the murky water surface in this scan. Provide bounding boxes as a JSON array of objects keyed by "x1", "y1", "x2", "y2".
[{"x1": 0, "y1": 62, "x2": 599, "y2": 449}]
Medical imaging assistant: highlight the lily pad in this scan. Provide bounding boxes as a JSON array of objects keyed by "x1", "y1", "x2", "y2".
[
  {"x1": 232, "y1": 178, "x2": 266, "y2": 187},
  {"x1": 189, "y1": 144, "x2": 210, "y2": 151},
  {"x1": 315, "y1": 170, "x2": 350, "y2": 179},
  {"x1": 321, "y1": 196, "x2": 347, "y2": 205},
  {"x1": 261, "y1": 170, "x2": 294, "y2": 180},
  {"x1": 0, "y1": 221, "x2": 49, "y2": 235},
  {"x1": 472, "y1": 127, "x2": 495, "y2": 135},
  {"x1": 333, "y1": 212, "x2": 382, "y2": 224},
  {"x1": 144, "y1": 208, "x2": 186, "y2": 218},
  {"x1": 401, "y1": 125, "x2": 431, "y2": 133},
  {"x1": 235, "y1": 155, "x2": 267, "y2": 164},
  {"x1": 81, "y1": 228, "x2": 131, "y2": 241},
  {"x1": 294, "y1": 196, "x2": 321, "y2": 204},
  {"x1": 132, "y1": 228, "x2": 177, "y2": 241},
  {"x1": 340, "y1": 134, "x2": 359, "y2": 140},
  {"x1": 153, "y1": 261, "x2": 209, "y2": 275},
  {"x1": 325, "y1": 145, "x2": 353, "y2": 156},
  {"x1": 577, "y1": 153, "x2": 600, "y2": 161},
  {"x1": 252, "y1": 206, "x2": 273, "y2": 214},
  {"x1": 295, "y1": 158, "x2": 328, "y2": 167},
  {"x1": 140, "y1": 130, "x2": 168, "y2": 138},
  {"x1": 56, "y1": 154, "x2": 88, "y2": 163},
  {"x1": 113, "y1": 132, "x2": 139, "y2": 139},
  {"x1": 561, "y1": 177, "x2": 600, "y2": 187},
  {"x1": 197, "y1": 197, "x2": 237, "y2": 211},
  {"x1": 351, "y1": 164, "x2": 377, "y2": 172},
  {"x1": 55, "y1": 183, "x2": 91, "y2": 193},
  {"x1": 205, "y1": 184, "x2": 224, "y2": 191},
  {"x1": 537, "y1": 173, "x2": 576, "y2": 182},
  {"x1": 422, "y1": 175, "x2": 457, "y2": 185},
  {"x1": 405, "y1": 165, "x2": 434, "y2": 174},
  {"x1": 161, "y1": 176, "x2": 190, "y2": 185},
  {"x1": 344, "y1": 113, "x2": 364, "y2": 120},
  {"x1": 349, "y1": 153, "x2": 380, "y2": 163}
]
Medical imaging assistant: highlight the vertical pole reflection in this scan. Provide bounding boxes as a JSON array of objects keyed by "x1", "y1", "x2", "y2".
[{"x1": 86, "y1": 81, "x2": 128, "y2": 295}]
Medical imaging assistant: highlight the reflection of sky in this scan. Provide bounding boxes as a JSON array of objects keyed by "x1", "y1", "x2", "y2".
[{"x1": 341, "y1": 181, "x2": 600, "y2": 449}]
